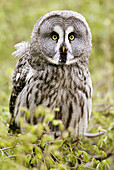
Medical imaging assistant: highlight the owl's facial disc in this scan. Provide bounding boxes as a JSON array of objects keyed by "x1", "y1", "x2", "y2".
[{"x1": 39, "y1": 16, "x2": 90, "y2": 65}]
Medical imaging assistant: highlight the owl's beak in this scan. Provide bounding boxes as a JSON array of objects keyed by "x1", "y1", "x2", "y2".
[
  {"x1": 59, "y1": 45, "x2": 67, "y2": 63},
  {"x1": 62, "y1": 45, "x2": 65, "y2": 53}
]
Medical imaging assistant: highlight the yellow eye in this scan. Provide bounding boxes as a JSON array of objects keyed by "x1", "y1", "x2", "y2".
[
  {"x1": 52, "y1": 34, "x2": 58, "y2": 40},
  {"x1": 69, "y1": 34, "x2": 75, "y2": 41}
]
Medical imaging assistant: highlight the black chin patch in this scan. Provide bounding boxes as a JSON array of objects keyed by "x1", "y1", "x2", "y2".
[{"x1": 59, "y1": 47, "x2": 67, "y2": 63}]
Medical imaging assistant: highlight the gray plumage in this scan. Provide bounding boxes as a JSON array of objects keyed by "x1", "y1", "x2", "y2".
[{"x1": 9, "y1": 10, "x2": 92, "y2": 137}]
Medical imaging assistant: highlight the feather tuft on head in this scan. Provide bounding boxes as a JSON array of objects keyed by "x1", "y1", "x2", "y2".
[{"x1": 12, "y1": 41, "x2": 30, "y2": 58}]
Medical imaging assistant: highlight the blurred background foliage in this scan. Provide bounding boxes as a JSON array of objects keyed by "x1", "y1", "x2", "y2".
[{"x1": 0, "y1": 0, "x2": 114, "y2": 169}]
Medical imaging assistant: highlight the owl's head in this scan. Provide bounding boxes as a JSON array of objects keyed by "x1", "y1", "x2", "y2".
[{"x1": 30, "y1": 10, "x2": 92, "y2": 66}]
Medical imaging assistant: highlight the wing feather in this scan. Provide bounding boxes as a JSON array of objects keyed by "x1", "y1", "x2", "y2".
[{"x1": 9, "y1": 41, "x2": 30, "y2": 115}]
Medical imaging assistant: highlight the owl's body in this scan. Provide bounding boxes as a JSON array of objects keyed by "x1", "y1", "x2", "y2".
[{"x1": 10, "y1": 10, "x2": 92, "y2": 136}]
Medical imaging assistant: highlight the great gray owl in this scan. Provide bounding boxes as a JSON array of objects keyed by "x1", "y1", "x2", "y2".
[{"x1": 9, "y1": 10, "x2": 92, "y2": 137}]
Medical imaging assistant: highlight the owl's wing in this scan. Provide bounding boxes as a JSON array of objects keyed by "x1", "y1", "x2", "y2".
[{"x1": 9, "y1": 41, "x2": 30, "y2": 116}]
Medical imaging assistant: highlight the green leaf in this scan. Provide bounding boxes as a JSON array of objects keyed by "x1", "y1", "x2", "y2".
[
  {"x1": 102, "y1": 160, "x2": 109, "y2": 169},
  {"x1": 92, "y1": 145, "x2": 100, "y2": 154},
  {"x1": 82, "y1": 151, "x2": 90, "y2": 162},
  {"x1": 41, "y1": 134, "x2": 53, "y2": 147},
  {"x1": 52, "y1": 119, "x2": 60, "y2": 126},
  {"x1": 96, "y1": 162, "x2": 103, "y2": 170}
]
